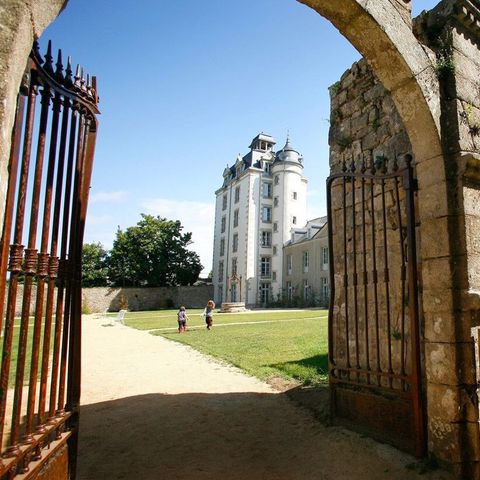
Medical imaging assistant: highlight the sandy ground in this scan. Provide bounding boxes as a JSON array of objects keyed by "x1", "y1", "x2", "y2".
[{"x1": 78, "y1": 314, "x2": 453, "y2": 480}]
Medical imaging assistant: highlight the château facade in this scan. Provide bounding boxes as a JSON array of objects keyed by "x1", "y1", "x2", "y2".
[{"x1": 212, "y1": 133, "x2": 307, "y2": 306}]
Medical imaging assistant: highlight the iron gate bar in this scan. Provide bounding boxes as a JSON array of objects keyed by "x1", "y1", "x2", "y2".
[
  {"x1": 360, "y1": 159, "x2": 370, "y2": 383},
  {"x1": 326, "y1": 154, "x2": 425, "y2": 457},
  {"x1": 0, "y1": 40, "x2": 99, "y2": 478}
]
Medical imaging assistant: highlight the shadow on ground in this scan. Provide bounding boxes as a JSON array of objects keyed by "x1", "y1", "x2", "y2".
[{"x1": 77, "y1": 391, "x2": 449, "y2": 480}]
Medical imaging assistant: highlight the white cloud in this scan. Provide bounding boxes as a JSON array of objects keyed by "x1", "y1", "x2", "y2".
[
  {"x1": 140, "y1": 198, "x2": 215, "y2": 276},
  {"x1": 85, "y1": 214, "x2": 113, "y2": 226},
  {"x1": 90, "y1": 191, "x2": 127, "y2": 204}
]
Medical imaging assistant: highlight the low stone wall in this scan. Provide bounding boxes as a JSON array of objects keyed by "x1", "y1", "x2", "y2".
[
  {"x1": 6, "y1": 284, "x2": 213, "y2": 315},
  {"x1": 82, "y1": 285, "x2": 214, "y2": 313}
]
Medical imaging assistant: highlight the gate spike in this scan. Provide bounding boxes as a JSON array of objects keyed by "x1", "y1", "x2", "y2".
[
  {"x1": 55, "y1": 49, "x2": 64, "y2": 83},
  {"x1": 80, "y1": 67, "x2": 87, "y2": 94},
  {"x1": 65, "y1": 56, "x2": 73, "y2": 88},
  {"x1": 341, "y1": 154, "x2": 347, "y2": 173},
  {"x1": 44, "y1": 40, "x2": 54, "y2": 75},
  {"x1": 74, "y1": 64, "x2": 82, "y2": 91},
  {"x1": 351, "y1": 156, "x2": 357, "y2": 173},
  {"x1": 91, "y1": 76, "x2": 99, "y2": 104},
  {"x1": 86, "y1": 74, "x2": 93, "y2": 99},
  {"x1": 33, "y1": 41, "x2": 43, "y2": 64}
]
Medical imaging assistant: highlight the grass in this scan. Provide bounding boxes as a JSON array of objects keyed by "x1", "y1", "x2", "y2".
[
  {"x1": 0, "y1": 317, "x2": 56, "y2": 388},
  {"x1": 124, "y1": 308, "x2": 329, "y2": 386}
]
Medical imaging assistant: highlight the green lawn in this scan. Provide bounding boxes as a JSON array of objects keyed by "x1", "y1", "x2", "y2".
[
  {"x1": 0, "y1": 317, "x2": 55, "y2": 387},
  {"x1": 124, "y1": 308, "x2": 329, "y2": 386}
]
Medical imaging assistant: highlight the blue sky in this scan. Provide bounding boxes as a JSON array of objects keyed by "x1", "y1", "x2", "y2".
[{"x1": 42, "y1": 0, "x2": 439, "y2": 275}]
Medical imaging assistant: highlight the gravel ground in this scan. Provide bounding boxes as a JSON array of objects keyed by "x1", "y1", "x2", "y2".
[{"x1": 77, "y1": 314, "x2": 453, "y2": 480}]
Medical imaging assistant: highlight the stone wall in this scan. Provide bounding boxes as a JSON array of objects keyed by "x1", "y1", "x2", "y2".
[
  {"x1": 328, "y1": 57, "x2": 416, "y2": 378},
  {"x1": 81, "y1": 285, "x2": 213, "y2": 313},
  {"x1": 6, "y1": 284, "x2": 213, "y2": 315}
]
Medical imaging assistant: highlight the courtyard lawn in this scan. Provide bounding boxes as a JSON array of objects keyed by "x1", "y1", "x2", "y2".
[{"x1": 124, "y1": 309, "x2": 329, "y2": 386}]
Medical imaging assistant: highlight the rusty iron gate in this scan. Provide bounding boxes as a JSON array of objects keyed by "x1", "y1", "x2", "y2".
[
  {"x1": 0, "y1": 41, "x2": 99, "y2": 478},
  {"x1": 326, "y1": 154, "x2": 425, "y2": 456}
]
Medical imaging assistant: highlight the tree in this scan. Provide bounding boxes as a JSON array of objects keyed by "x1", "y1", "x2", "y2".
[
  {"x1": 108, "y1": 214, "x2": 203, "y2": 287},
  {"x1": 82, "y1": 242, "x2": 109, "y2": 287}
]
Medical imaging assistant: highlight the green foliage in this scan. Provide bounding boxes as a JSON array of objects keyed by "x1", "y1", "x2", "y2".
[
  {"x1": 435, "y1": 52, "x2": 455, "y2": 79},
  {"x1": 82, "y1": 242, "x2": 109, "y2": 287},
  {"x1": 461, "y1": 102, "x2": 480, "y2": 137},
  {"x1": 108, "y1": 214, "x2": 203, "y2": 287},
  {"x1": 329, "y1": 81, "x2": 341, "y2": 95},
  {"x1": 81, "y1": 300, "x2": 92, "y2": 315}
]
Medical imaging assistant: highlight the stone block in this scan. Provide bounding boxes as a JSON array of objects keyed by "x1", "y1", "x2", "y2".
[
  {"x1": 424, "y1": 341, "x2": 461, "y2": 385},
  {"x1": 415, "y1": 154, "x2": 446, "y2": 189},
  {"x1": 453, "y1": 48, "x2": 480, "y2": 89},
  {"x1": 427, "y1": 417, "x2": 463, "y2": 463},
  {"x1": 463, "y1": 188, "x2": 480, "y2": 218},
  {"x1": 417, "y1": 182, "x2": 449, "y2": 220},
  {"x1": 426, "y1": 382, "x2": 462, "y2": 423},
  {"x1": 424, "y1": 310, "x2": 457, "y2": 343},
  {"x1": 421, "y1": 287, "x2": 454, "y2": 315},
  {"x1": 422, "y1": 257, "x2": 455, "y2": 292},
  {"x1": 419, "y1": 218, "x2": 452, "y2": 261}
]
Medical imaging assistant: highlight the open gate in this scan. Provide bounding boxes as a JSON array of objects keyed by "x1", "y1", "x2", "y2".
[
  {"x1": 326, "y1": 154, "x2": 425, "y2": 456},
  {"x1": 0, "y1": 41, "x2": 99, "y2": 478}
]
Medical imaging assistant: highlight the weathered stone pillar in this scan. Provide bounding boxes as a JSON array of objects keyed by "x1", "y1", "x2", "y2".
[{"x1": 413, "y1": 2, "x2": 480, "y2": 476}]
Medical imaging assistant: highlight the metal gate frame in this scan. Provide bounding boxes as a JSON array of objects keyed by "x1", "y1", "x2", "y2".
[
  {"x1": 326, "y1": 154, "x2": 425, "y2": 456},
  {"x1": 0, "y1": 41, "x2": 99, "y2": 478}
]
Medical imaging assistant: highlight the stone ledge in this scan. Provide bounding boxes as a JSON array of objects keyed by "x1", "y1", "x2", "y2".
[{"x1": 220, "y1": 302, "x2": 248, "y2": 313}]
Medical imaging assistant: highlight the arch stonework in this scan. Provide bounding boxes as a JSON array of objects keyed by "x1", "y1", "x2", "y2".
[{"x1": 0, "y1": 0, "x2": 479, "y2": 477}]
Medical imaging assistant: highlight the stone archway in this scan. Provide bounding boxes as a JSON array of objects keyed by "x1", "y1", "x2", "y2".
[{"x1": 0, "y1": 0, "x2": 479, "y2": 478}]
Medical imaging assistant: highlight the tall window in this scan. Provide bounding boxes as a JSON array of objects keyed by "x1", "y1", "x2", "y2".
[
  {"x1": 303, "y1": 279, "x2": 309, "y2": 300},
  {"x1": 260, "y1": 282, "x2": 270, "y2": 304},
  {"x1": 292, "y1": 216, "x2": 297, "y2": 225},
  {"x1": 232, "y1": 257, "x2": 238, "y2": 275},
  {"x1": 233, "y1": 209, "x2": 239, "y2": 227},
  {"x1": 262, "y1": 182, "x2": 272, "y2": 198},
  {"x1": 218, "y1": 261, "x2": 224, "y2": 281},
  {"x1": 303, "y1": 251, "x2": 309, "y2": 273},
  {"x1": 222, "y1": 194, "x2": 227, "y2": 210},
  {"x1": 321, "y1": 277, "x2": 329, "y2": 301},
  {"x1": 272, "y1": 271, "x2": 277, "y2": 282},
  {"x1": 287, "y1": 255, "x2": 292, "y2": 275},
  {"x1": 232, "y1": 233, "x2": 238, "y2": 252},
  {"x1": 272, "y1": 246, "x2": 277, "y2": 255},
  {"x1": 274, "y1": 196, "x2": 279, "y2": 207},
  {"x1": 322, "y1": 246, "x2": 329, "y2": 268},
  {"x1": 220, "y1": 238, "x2": 225, "y2": 257},
  {"x1": 231, "y1": 283, "x2": 237, "y2": 302},
  {"x1": 262, "y1": 206, "x2": 272, "y2": 222},
  {"x1": 261, "y1": 257, "x2": 271, "y2": 277},
  {"x1": 286, "y1": 281, "x2": 293, "y2": 301},
  {"x1": 221, "y1": 216, "x2": 226, "y2": 233},
  {"x1": 292, "y1": 191, "x2": 297, "y2": 200},
  {"x1": 264, "y1": 163, "x2": 272, "y2": 174},
  {"x1": 273, "y1": 222, "x2": 278, "y2": 232},
  {"x1": 274, "y1": 175, "x2": 279, "y2": 185},
  {"x1": 234, "y1": 186, "x2": 240, "y2": 203},
  {"x1": 261, "y1": 231, "x2": 272, "y2": 247}
]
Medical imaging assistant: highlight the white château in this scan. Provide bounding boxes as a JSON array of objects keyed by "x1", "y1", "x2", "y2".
[{"x1": 212, "y1": 133, "x2": 307, "y2": 306}]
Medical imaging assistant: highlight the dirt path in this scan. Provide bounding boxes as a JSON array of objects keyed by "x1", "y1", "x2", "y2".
[{"x1": 78, "y1": 314, "x2": 453, "y2": 480}]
